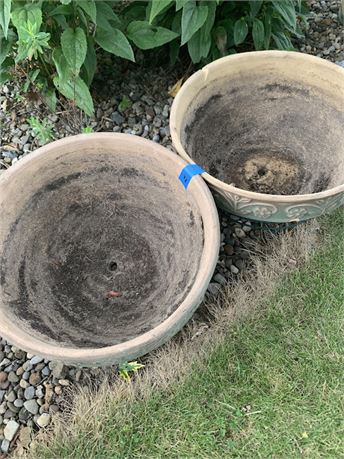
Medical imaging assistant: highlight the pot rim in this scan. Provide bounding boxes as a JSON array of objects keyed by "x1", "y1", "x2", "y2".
[
  {"x1": 0, "y1": 133, "x2": 220, "y2": 365},
  {"x1": 170, "y1": 50, "x2": 344, "y2": 203}
]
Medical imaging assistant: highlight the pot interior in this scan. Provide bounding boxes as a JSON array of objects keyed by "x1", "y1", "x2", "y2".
[
  {"x1": 182, "y1": 59, "x2": 344, "y2": 195},
  {"x1": 0, "y1": 142, "x2": 203, "y2": 348}
]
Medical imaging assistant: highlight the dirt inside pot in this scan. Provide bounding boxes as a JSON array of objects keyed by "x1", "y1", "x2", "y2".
[
  {"x1": 0, "y1": 152, "x2": 203, "y2": 348},
  {"x1": 184, "y1": 77, "x2": 344, "y2": 195}
]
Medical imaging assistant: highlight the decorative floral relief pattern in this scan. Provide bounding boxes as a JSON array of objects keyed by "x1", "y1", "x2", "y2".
[{"x1": 212, "y1": 186, "x2": 344, "y2": 223}]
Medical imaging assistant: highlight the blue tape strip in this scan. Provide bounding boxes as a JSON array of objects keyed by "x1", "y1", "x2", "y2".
[{"x1": 178, "y1": 164, "x2": 205, "y2": 189}]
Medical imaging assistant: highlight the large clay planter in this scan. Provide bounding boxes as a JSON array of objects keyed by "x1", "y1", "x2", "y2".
[
  {"x1": 170, "y1": 51, "x2": 344, "y2": 222},
  {"x1": 0, "y1": 133, "x2": 220, "y2": 366}
]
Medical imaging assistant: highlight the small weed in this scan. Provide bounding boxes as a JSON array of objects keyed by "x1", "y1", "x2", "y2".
[
  {"x1": 81, "y1": 126, "x2": 93, "y2": 134},
  {"x1": 119, "y1": 361, "x2": 145, "y2": 381},
  {"x1": 28, "y1": 116, "x2": 54, "y2": 145},
  {"x1": 118, "y1": 95, "x2": 132, "y2": 113}
]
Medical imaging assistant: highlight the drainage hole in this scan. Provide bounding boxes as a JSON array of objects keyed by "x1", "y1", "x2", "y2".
[
  {"x1": 109, "y1": 261, "x2": 118, "y2": 271},
  {"x1": 258, "y1": 168, "x2": 267, "y2": 177}
]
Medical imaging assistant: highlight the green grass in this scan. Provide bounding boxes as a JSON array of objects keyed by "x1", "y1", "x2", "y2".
[{"x1": 39, "y1": 211, "x2": 344, "y2": 459}]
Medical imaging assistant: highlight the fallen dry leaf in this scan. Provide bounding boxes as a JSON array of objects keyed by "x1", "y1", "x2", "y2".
[{"x1": 168, "y1": 78, "x2": 184, "y2": 98}]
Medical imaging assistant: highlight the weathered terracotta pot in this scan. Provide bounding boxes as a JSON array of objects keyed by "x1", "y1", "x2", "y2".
[
  {"x1": 0, "y1": 133, "x2": 220, "y2": 366},
  {"x1": 170, "y1": 51, "x2": 344, "y2": 222}
]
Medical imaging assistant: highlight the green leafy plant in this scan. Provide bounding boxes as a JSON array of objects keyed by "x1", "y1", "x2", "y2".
[
  {"x1": 81, "y1": 125, "x2": 93, "y2": 133},
  {"x1": 0, "y1": 0, "x2": 136, "y2": 115},
  {"x1": 128, "y1": 0, "x2": 308, "y2": 64},
  {"x1": 28, "y1": 115, "x2": 54, "y2": 145},
  {"x1": 118, "y1": 94, "x2": 132, "y2": 112},
  {"x1": 119, "y1": 361, "x2": 145, "y2": 381},
  {"x1": 0, "y1": 1, "x2": 308, "y2": 116}
]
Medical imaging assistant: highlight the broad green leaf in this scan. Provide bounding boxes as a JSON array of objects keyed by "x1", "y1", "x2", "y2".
[
  {"x1": 285, "y1": 22, "x2": 304, "y2": 39},
  {"x1": 43, "y1": 88, "x2": 57, "y2": 112},
  {"x1": 96, "y1": 2, "x2": 120, "y2": 31},
  {"x1": 95, "y1": 27, "x2": 134, "y2": 61},
  {"x1": 82, "y1": 38, "x2": 97, "y2": 86},
  {"x1": 272, "y1": 32, "x2": 294, "y2": 50},
  {"x1": 77, "y1": 7, "x2": 88, "y2": 27},
  {"x1": 214, "y1": 26, "x2": 227, "y2": 54},
  {"x1": 61, "y1": 27, "x2": 87, "y2": 74},
  {"x1": 60, "y1": 0, "x2": 71, "y2": 4},
  {"x1": 264, "y1": 10, "x2": 272, "y2": 48},
  {"x1": 52, "y1": 47, "x2": 72, "y2": 81},
  {"x1": 169, "y1": 39, "x2": 179, "y2": 64},
  {"x1": 53, "y1": 75, "x2": 94, "y2": 116},
  {"x1": 249, "y1": 0, "x2": 263, "y2": 18},
  {"x1": 50, "y1": 4, "x2": 73, "y2": 16},
  {"x1": 11, "y1": 4, "x2": 42, "y2": 35},
  {"x1": 187, "y1": 1, "x2": 215, "y2": 63},
  {"x1": 0, "y1": 69, "x2": 10, "y2": 84},
  {"x1": 217, "y1": 18, "x2": 235, "y2": 48},
  {"x1": 233, "y1": 18, "x2": 248, "y2": 45},
  {"x1": 272, "y1": 0, "x2": 296, "y2": 30},
  {"x1": 0, "y1": 0, "x2": 11, "y2": 39},
  {"x1": 176, "y1": 0, "x2": 188, "y2": 11},
  {"x1": 127, "y1": 21, "x2": 178, "y2": 50},
  {"x1": 0, "y1": 37, "x2": 11, "y2": 64},
  {"x1": 252, "y1": 18, "x2": 264, "y2": 50},
  {"x1": 149, "y1": 0, "x2": 173, "y2": 23},
  {"x1": 181, "y1": 1, "x2": 208, "y2": 45},
  {"x1": 78, "y1": 0, "x2": 96, "y2": 23},
  {"x1": 171, "y1": 10, "x2": 182, "y2": 33},
  {"x1": 122, "y1": 4, "x2": 146, "y2": 24},
  {"x1": 54, "y1": 14, "x2": 68, "y2": 29}
]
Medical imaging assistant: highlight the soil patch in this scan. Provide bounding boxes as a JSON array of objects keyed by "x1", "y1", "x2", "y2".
[
  {"x1": 185, "y1": 78, "x2": 343, "y2": 195},
  {"x1": 0, "y1": 155, "x2": 203, "y2": 348}
]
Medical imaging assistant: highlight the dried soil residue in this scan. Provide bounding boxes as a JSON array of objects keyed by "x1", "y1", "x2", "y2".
[
  {"x1": 184, "y1": 79, "x2": 342, "y2": 195},
  {"x1": 1, "y1": 159, "x2": 203, "y2": 348}
]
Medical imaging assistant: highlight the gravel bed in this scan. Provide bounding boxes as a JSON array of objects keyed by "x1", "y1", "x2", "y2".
[
  {"x1": 299, "y1": 0, "x2": 343, "y2": 62},
  {"x1": 0, "y1": 1, "x2": 343, "y2": 455}
]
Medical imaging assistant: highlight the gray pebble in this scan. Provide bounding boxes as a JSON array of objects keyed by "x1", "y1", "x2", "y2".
[
  {"x1": 111, "y1": 111, "x2": 124, "y2": 125},
  {"x1": 41, "y1": 366, "x2": 50, "y2": 377},
  {"x1": 30, "y1": 356, "x2": 43, "y2": 366},
  {"x1": 2, "y1": 150, "x2": 17, "y2": 159},
  {"x1": 7, "y1": 371, "x2": 19, "y2": 383},
  {"x1": 230, "y1": 265, "x2": 239, "y2": 274},
  {"x1": 23, "y1": 399, "x2": 39, "y2": 415},
  {"x1": 7, "y1": 402, "x2": 20, "y2": 414},
  {"x1": 22, "y1": 361, "x2": 33, "y2": 372},
  {"x1": 234, "y1": 228, "x2": 246, "y2": 238},
  {"x1": 6, "y1": 391, "x2": 16, "y2": 403},
  {"x1": 213, "y1": 273, "x2": 227, "y2": 286},
  {"x1": 18, "y1": 407, "x2": 30, "y2": 421},
  {"x1": 19, "y1": 379, "x2": 29, "y2": 389},
  {"x1": 49, "y1": 361, "x2": 66, "y2": 379},
  {"x1": 4, "y1": 420, "x2": 19, "y2": 441},
  {"x1": 35, "y1": 386, "x2": 44, "y2": 399},
  {"x1": 36, "y1": 413, "x2": 51, "y2": 428},
  {"x1": 1, "y1": 439, "x2": 10, "y2": 453},
  {"x1": 207, "y1": 282, "x2": 221, "y2": 295},
  {"x1": 13, "y1": 399, "x2": 23, "y2": 408},
  {"x1": 24, "y1": 386, "x2": 35, "y2": 400}
]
